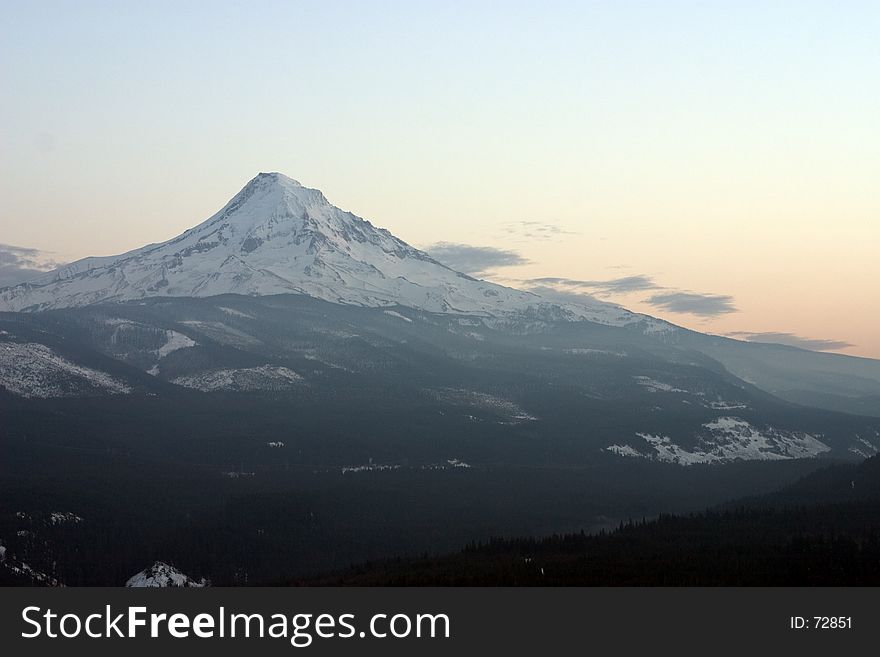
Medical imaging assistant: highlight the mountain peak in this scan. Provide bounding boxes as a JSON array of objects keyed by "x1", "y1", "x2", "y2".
[
  {"x1": 254, "y1": 171, "x2": 301, "y2": 186},
  {"x1": 231, "y1": 171, "x2": 311, "y2": 207},
  {"x1": 0, "y1": 173, "x2": 646, "y2": 329},
  {"x1": 225, "y1": 171, "x2": 328, "y2": 216}
]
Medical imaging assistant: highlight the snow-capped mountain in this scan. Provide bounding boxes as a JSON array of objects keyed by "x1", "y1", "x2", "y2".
[{"x1": 0, "y1": 173, "x2": 658, "y2": 329}]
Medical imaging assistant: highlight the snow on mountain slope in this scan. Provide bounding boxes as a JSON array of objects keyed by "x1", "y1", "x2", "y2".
[
  {"x1": 0, "y1": 173, "x2": 662, "y2": 329},
  {"x1": 605, "y1": 417, "x2": 831, "y2": 466},
  {"x1": 172, "y1": 365, "x2": 303, "y2": 392},
  {"x1": 155, "y1": 329, "x2": 196, "y2": 358},
  {"x1": 0, "y1": 341, "x2": 131, "y2": 398}
]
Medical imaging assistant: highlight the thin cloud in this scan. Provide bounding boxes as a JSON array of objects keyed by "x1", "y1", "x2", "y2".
[
  {"x1": 727, "y1": 331, "x2": 854, "y2": 352},
  {"x1": 0, "y1": 244, "x2": 62, "y2": 288},
  {"x1": 526, "y1": 275, "x2": 660, "y2": 295},
  {"x1": 503, "y1": 221, "x2": 579, "y2": 241},
  {"x1": 424, "y1": 242, "x2": 530, "y2": 276},
  {"x1": 523, "y1": 274, "x2": 737, "y2": 319},
  {"x1": 645, "y1": 292, "x2": 737, "y2": 317},
  {"x1": 523, "y1": 285, "x2": 603, "y2": 306}
]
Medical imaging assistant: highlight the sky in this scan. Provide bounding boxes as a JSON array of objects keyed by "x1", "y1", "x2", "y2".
[{"x1": 1, "y1": 1, "x2": 878, "y2": 357}]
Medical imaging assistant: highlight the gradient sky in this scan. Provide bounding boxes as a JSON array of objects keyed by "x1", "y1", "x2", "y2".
[{"x1": 1, "y1": 1, "x2": 878, "y2": 357}]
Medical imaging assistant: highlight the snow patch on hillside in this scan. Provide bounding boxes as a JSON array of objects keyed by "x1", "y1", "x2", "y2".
[
  {"x1": 49, "y1": 512, "x2": 83, "y2": 526},
  {"x1": 1, "y1": 555, "x2": 61, "y2": 586},
  {"x1": 383, "y1": 310, "x2": 412, "y2": 322},
  {"x1": 125, "y1": 561, "x2": 206, "y2": 587},
  {"x1": 0, "y1": 342, "x2": 131, "y2": 398},
  {"x1": 172, "y1": 365, "x2": 303, "y2": 392},
  {"x1": 633, "y1": 376, "x2": 689, "y2": 394},
  {"x1": 704, "y1": 399, "x2": 748, "y2": 410},
  {"x1": 605, "y1": 417, "x2": 830, "y2": 465},
  {"x1": 605, "y1": 444, "x2": 642, "y2": 458},
  {"x1": 155, "y1": 330, "x2": 196, "y2": 358},
  {"x1": 849, "y1": 436, "x2": 880, "y2": 459}
]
